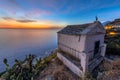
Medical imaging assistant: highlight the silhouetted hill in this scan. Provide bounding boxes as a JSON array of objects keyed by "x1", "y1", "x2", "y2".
[{"x1": 102, "y1": 21, "x2": 111, "y2": 26}]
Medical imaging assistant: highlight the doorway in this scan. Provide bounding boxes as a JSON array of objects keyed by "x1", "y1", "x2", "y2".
[{"x1": 94, "y1": 40, "x2": 100, "y2": 57}]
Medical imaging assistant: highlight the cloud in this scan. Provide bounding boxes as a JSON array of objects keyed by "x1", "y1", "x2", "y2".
[
  {"x1": 25, "y1": 8, "x2": 51, "y2": 18},
  {"x1": 0, "y1": 0, "x2": 120, "y2": 22},
  {"x1": 2, "y1": 17, "x2": 36, "y2": 23},
  {"x1": 0, "y1": 0, "x2": 24, "y2": 15},
  {"x1": 23, "y1": 0, "x2": 69, "y2": 14},
  {"x1": 16, "y1": 20, "x2": 36, "y2": 23},
  {"x1": 2, "y1": 17, "x2": 15, "y2": 21}
]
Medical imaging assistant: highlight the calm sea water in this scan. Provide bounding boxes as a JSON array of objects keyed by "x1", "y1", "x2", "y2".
[{"x1": 0, "y1": 29, "x2": 60, "y2": 72}]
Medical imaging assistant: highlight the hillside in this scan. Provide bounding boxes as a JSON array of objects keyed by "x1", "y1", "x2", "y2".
[
  {"x1": 106, "y1": 18, "x2": 120, "y2": 25},
  {"x1": 35, "y1": 56, "x2": 120, "y2": 80}
]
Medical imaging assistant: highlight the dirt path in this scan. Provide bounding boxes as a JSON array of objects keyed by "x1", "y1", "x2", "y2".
[{"x1": 36, "y1": 58, "x2": 80, "y2": 80}]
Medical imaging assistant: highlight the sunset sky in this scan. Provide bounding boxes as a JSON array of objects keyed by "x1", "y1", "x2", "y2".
[{"x1": 0, "y1": 0, "x2": 120, "y2": 28}]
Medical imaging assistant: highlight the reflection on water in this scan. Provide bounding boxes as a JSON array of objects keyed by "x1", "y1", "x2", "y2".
[{"x1": 0, "y1": 29, "x2": 60, "y2": 72}]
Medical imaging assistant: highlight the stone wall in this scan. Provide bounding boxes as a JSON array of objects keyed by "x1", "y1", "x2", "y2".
[
  {"x1": 57, "y1": 52, "x2": 84, "y2": 77},
  {"x1": 58, "y1": 33, "x2": 86, "y2": 59},
  {"x1": 85, "y1": 34, "x2": 105, "y2": 61}
]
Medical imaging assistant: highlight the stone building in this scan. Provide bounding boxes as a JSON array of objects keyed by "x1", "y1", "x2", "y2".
[{"x1": 57, "y1": 19, "x2": 106, "y2": 77}]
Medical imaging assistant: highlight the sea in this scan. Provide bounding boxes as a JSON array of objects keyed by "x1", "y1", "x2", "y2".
[{"x1": 0, "y1": 29, "x2": 60, "y2": 72}]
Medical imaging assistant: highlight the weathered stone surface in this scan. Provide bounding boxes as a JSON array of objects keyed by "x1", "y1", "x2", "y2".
[
  {"x1": 57, "y1": 21, "x2": 106, "y2": 77},
  {"x1": 88, "y1": 56, "x2": 104, "y2": 72},
  {"x1": 57, "y1": 52, "x2": 83, "y2": 77}
]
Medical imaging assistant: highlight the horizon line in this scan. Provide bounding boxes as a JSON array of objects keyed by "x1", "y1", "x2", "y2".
[{"x1": 0, "y1": 27, "x2": 62, "y2": 29}]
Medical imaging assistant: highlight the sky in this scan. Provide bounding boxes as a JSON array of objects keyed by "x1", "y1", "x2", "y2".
[{"x1": 0, "y1": 0, "x2": 120, "y2": 28}]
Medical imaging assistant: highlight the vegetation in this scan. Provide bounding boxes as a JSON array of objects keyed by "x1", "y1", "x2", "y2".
[
  {"x1": 97, "y1": 59, "x2": 120, "y2": 80},
  {"x1": 94, "y1": 28, "x2": 120, "y2": 80},
  {"x1": 36, "y1": 57, "x2": 81, "y2": 80},
  {"x1": 0, "y1": 50, "x2": 57, "y2": 80},
  {"x1": 105, "y1": 31, "x2": 120, "y2": 55}
]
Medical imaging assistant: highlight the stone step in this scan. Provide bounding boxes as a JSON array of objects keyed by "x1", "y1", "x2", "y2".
[{"x1": 88, "y1": 56, "x2": 104, "y2": 72}]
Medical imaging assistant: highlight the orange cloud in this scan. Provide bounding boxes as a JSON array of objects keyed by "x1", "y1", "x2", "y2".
[{"x1": 0, "y1": 18, "x2": 60, "y2": 29}]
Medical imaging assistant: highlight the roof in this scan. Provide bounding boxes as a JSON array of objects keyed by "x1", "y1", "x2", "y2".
[{"x1": 58, "y1": 21, "x2": 104, "y2": 35}]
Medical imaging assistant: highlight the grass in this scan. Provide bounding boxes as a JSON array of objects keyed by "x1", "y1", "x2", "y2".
[
  {"x1": 36, "y1": 57, "x2": 81, "y2": 80},
  {"x1": 97, "y1": 59, "x2": 120, "y2": 80}
]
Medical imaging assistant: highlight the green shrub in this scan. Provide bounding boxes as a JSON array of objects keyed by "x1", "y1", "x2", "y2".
[{"x1": 0, "y1": 50, "x2": 57, "y2": 80}]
